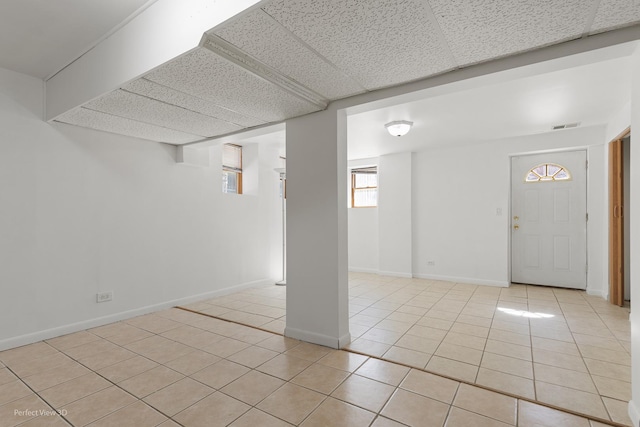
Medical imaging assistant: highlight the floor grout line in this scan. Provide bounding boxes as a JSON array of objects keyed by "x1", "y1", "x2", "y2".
[
  {"x1": 179, "y1": 301, "x2": 628, "y2": 427},
  {"x1": 1, "y1": 276, "x2": 630, "y2": 427}
]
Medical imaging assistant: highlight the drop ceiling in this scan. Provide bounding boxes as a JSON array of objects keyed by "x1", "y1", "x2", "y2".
[
  {"x1": 3, "y1": 0, "x2": 640, "y2": 145},
  {"x1": 347, "y1": 53, "x2": 633, "y2": 159}
]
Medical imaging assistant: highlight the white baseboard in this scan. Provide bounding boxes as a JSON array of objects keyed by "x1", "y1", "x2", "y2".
[
  {"x1": 284, "y1": 326, "x2": 350, "y2": 349},
  {"x1": 378, "y1": 270, "x2": 413, "y2": 278},
  {"x1": 349, "y1": 270, "x2": 509, "y2": 286},
  {"x1": 338, "y1": 332, "x2": 352, "y2": 349},
  {"x1": 412, "y1": 273, "x2": 509, "y2": 287},
  {"x1": 348, "y1": 267, "x2": 379, "y2": 274},
  {"x1": 629, "y1": 399, "x2": 639, "y2": 427},
  {"x1": 0, "y1": 278, "x2": 273, "y2": 352},
  {"x1": 586, "y1": 287, "x2": 608, "y2": 299}
]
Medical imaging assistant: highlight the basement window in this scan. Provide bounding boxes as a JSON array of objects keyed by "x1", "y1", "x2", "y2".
[
  {"x1": 351, "y1": 166, "x2": 378, "y2": 207},
  {"x1": 222, "y1": 144, "x2": 243, "y2": 194},
  {"x1": 525, "y1": 163, "x2": 571, "y2": 182}
]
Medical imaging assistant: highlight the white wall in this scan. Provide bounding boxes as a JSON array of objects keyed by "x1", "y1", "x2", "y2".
[
  {"x1": 348, "y1": 126, "x2": 607, "y2": 292},
  {"x1": 348, "y1": 208, "x2": 379, "y2": 273},
  {"x1": 605, "y1": 101, "x2": 631, "y2": 143},
  {"x1": 347, "y1": 153, "x2": 412, "y2": 277},
  {"x1": 412, "y1": 126, "x2": 607, "y2": 292},
  {"x1": 378, "y1": 152, "x2": 412, "y2": 277},
  {"x1": 348, "y1": 157, "x2": 380, "y2": 273},
  {"x1": 412, "y1": 140, "x2": 510, "y2": 286},
  {"x1": 0, "y1": 66, "x2": 281, "y2": 350},
  {"x1": 628, "y1": 44, "x2": 640, "y2": 427}
]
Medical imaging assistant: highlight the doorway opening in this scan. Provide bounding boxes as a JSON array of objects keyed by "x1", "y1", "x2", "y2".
[{"x1": 609, "y1": 127, "x2": 631, "y2": 306}]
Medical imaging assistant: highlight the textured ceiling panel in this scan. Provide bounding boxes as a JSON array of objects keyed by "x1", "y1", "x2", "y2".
[
  {"x1": 262, "y1": 0, "x2": 455, "y2": 90},
  {"x1": 590, "y1": 0, "x2": 640, "y2": 34},
  {"x1": 124, "y1": 78, "x2": 267, "y2": 128},
  {"x1": 429, "y1": 0, "x2": 592, "y2": 66},
  {"x1": 55, "y1": 108, "x2": 202, "y2": 144},
  {"x1": 143, "y1": 47, "x2": 321, "y2": 122},
  {"x1": 84, "y1": 89, "x2": 242, "y2": 138},
  {"x1": 212, "y1": 8, "x2": 366, "y2": 100}
]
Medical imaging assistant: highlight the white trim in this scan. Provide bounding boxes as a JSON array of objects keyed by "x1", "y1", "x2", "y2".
[
  {"x1": 413, "y1": 273, "x2": 509, "y2": 288},
  {"x1": 629, "y1": 400, "x2": 639, "y2": 427},
  {"x1": 201, "y1": 34, "x2": 328, "y2": 109},
  {"x1": 350, "y1": 270, "x2": 510, "y2": 287},
  {"x1": 509, "y1": 149, "x2": 589, "y2": 289},
  {"x1": 586, "y1": 288, "x2": 608, "y2": 299},
  {"x1": 284, "y1": 326, "x2": 349, "y2": 349},
  {"x1": 377, "y1": 270, "x2": 413, "y2": 278},
  {"x1": 348, "y1": 267, "x2": 380, "y2": 274},
  {"x1": 338, "y1": 333, "x2": 352, "y2": 349},
  {"x1": 0, "y1": 278, "x2": 272, "y2": 352}
]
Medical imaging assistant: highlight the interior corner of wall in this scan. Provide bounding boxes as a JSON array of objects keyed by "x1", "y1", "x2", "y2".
[
  {"x1": 586, "y1": 286, "x2": 607, "y2": 299},
  {"x1": 176, "y1": 145, "x2": 210, "y2": 167}
]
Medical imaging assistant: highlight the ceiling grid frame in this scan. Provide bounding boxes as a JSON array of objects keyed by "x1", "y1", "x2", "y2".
[
  {"x1": 582, "y1": 0, "x2": 604, "y2": 38},
  {"x1": 124, "y1": 77, "x2": 269, "y2": 129},
  {"x1": 83, "y1": 89, "x2": 244, "y2": 138},
  {"x1": 200, "y1": 33, "x2": 329, "y2": 109},
  {"x1": 118, "y1": 86, "x2": 251, "y2": 131},
  {"x1": 211, "y1": 6, "x2": 368, "y2": 100},
  {"x1": 420, "y1": 0, "x2": 461, "y2": 69},
  {"x1": 55, "y1": 107, "x2": 204, "y2": 144},
  {"x1": 256, "y1": 7, "x2": 370, "y2": 94}
]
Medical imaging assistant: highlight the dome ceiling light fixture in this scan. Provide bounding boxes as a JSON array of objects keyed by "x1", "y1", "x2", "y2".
[{"x1": 385, "y1": 120, "x2": 413, "y2": 137}]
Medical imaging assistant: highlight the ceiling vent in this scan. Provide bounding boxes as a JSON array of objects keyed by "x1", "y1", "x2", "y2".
[{"x1": 552, "y1": 122, "x2": 580, "y2": 130}]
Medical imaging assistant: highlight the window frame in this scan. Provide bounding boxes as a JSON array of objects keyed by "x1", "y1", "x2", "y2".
[
  {"x1": 222, "y1": 143, "x2": 243, "y2": 195},
  {"x1": 525, "y1": 162, "x2": 571, "y2": 183},
  {"x1": 351, "y1": 166, "x2": 378, "y2": 208}
]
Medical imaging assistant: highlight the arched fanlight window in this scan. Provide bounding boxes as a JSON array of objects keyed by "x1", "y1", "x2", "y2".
[{"x1": 525, "y1": 163, "x2": 571, "y2": 182}]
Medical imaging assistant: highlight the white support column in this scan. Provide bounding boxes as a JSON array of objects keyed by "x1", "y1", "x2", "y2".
[
  {"x1": 45, "y1": 0, "x2": 263, "y2": 120},
  {"x1": 285, "y1": 108, "x2": 350, "y2": 349}
]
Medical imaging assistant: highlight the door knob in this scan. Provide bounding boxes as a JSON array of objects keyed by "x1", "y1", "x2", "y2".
[{"x1": 513, "y1": 225, "x2": 520, "y2": 230}]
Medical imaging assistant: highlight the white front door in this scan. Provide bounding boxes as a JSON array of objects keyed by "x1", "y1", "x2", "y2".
[{"x1": 511, "y1": 151, "x2": 587, "y2": 289}]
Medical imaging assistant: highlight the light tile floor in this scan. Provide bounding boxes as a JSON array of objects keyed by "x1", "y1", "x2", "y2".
[
  {"x1": 182, "y1": 272, "x2": 633, "y2": 426},
  {"x1": 0, "y1": 273, "x2": 631, "y2": 426},
  {"x1": 0, "y1": 310, "x2": 621, "y2": 427}
]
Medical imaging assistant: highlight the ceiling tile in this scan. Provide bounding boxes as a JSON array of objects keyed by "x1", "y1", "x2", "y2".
[
  {"x1": 55, "y1": 108, "x2": 202, "y2": 144},
  {"x1": 143, "y1": 47, "x2": 321, "y2": 122},
  {"x1": 84, "y1": 90, "x2": 242, "y2": 138},
  {"x1": 429, "y1": 0, "x2": 591, "y2": 66},
  {"x1": 212, "y1": 8, "x2": 366, "y2": 100},
  {"x1": 262, "y1": 0, "x2": 455, "y2": 90},
  {"x1": 590, "y1": 0, "x2": 640, "y2": 34},
  {"x1": 124, "y1": 78, "x2": 266, "y2": 128}
]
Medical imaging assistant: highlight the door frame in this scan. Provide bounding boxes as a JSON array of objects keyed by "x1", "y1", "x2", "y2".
[
  {"x1": 508, "y1": 148, "x2": 589, "y2": 288},
  {"x1": 608, "y1": 127, "x2": 630, "y2": 306}
]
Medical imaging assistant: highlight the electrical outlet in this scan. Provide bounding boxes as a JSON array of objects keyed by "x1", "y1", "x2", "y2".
[
  {"x1": 96, "y1": 291, "x2": 113, "y2": 303},
  {"x1": 427, "y1": 260, "x2": 435, "y2": 266}
]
